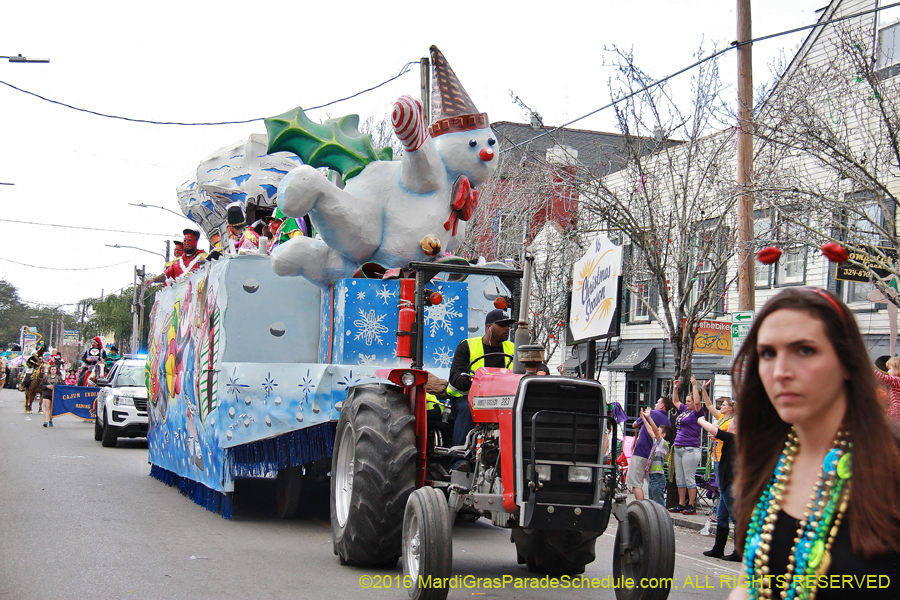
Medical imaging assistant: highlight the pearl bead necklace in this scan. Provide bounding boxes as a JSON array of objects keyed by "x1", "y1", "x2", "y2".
[{"x1": 742, "y1": 429, "x2": 852, "y2": 600}]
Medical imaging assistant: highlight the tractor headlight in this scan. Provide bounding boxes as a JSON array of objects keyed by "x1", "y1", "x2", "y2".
[
  {"x1": 534, "y1": 464, "x2": 551, "y2": 481},
  {"x1": 400, "y1": 371, "x2": 417, "y2": 387},
  {"x1": 567, "y1": 466, "x2": 592, "y2": 483}
]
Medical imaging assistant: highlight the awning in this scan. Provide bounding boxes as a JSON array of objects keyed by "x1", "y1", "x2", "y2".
[
  {"x1": 607, "y1": 346, "x2": 655, "y2": 371},
  {"x1": 712, "y1": 355, "x2": 734, "y2": 373}
]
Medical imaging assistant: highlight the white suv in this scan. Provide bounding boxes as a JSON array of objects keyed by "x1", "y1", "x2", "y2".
[{"x1": 94, "y1": 356, "x2": 148, "y2": 447}]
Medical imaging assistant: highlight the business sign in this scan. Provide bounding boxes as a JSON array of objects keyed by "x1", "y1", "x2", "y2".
[
  {"x1": 731, "y1": 311, "x2": 754, "y2": 358},
  {"x1": 51, "y1": 385, "x2": 99, "y2": 421},
  {"x1": 835, "y1": 246, "x2": 897, "y2": 282},
  {"x1": 63, "y1": 329, "x2": 80, "y2": 343},
  {"x1": 684, "y1": 318, "x2": 733, "y2": 356},
  {"x1": 570, "y1": 233, "x2": 623, "y2": 343}
]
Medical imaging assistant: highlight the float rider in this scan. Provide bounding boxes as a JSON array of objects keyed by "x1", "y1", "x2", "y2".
[
  {"x1": 225, "y1": 202, "x2": 259, "y2": 253},
  {"x1": 148, "y1": 228, "x2": 207, "y2": 284},
  {"x1": 446, "y1": 308, "x2": 516, "y2": 470}
]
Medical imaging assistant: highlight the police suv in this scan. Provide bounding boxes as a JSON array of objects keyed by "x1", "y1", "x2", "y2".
[{"x1": 94, "y1": 355, "x2": 148, "y2": 447}]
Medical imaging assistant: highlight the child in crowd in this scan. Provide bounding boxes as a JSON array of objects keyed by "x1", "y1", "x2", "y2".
[
  {"x1": 640, "y1": 407, "x2": 675, "y2": 507},
  {"x1": 873, "y1": 356, "x2": 900, "y2": 420},
  {"x1": 65, "y1": 369, "x2": 77, "y2": 385}
]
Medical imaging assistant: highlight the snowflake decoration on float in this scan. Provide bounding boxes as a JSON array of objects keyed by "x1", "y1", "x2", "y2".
[
  {"x1": 433, "y1": 345, "x2": 454, "y2": 369},
  {"x1": 226, "y1": 368, "x2": 250, "y2": 398},
  {"x1": 357, "y1": 291, "x2": 366, "y2": 300},
  {"x1": 425, "y1": 294, "x2": 462, "y2": 337},
  {"x1": 337, "y1": 370, "x2": 362, "y2": 390},
  {"x1": 375, "y1": 284, "x2": 396, "y2": 305},
  {"x1": 357, "y1": 353, "x2": 377, "y2": 366},
  {"x1": 262, "y1": 372, "x2": 278, "y2": 398},
  {"x1": 353, "y1": 309, "x2": 389, "y2": 345},
  {"x1": 298, "y1": 370, "x2": 316, "y2": 405}
]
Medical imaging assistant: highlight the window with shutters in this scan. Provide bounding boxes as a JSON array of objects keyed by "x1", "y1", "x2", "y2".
[
  {"x1": 840, "y1": 195, "x2": 894, "y2": 305},
  {"x1": 690, "y1": 222, "x2": 726, "y2": 316},
  {"x1": 878, "y1": 22, "x2": 900, "y2": 73}
]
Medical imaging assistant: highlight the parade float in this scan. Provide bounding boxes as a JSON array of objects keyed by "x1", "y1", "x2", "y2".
[
  {"x1": 147, "y1": 46, "x2": 674, "y2": 599},
  {"x1": 147, "y1": 46, "x2": 508, "y2": 516}
]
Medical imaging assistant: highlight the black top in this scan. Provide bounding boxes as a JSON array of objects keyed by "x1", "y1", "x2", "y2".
[
  {"x1": 714, "y1": 428, "x2": 735, "y2": 491},
  {"x1": 766, "y1": 510, "x2": 900, "y2": 599},
  {"x1": 448, "y1": 338, "x2": 509, "y2": 394}
]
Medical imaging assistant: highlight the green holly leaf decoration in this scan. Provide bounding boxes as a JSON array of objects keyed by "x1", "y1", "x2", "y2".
[{"x1": 265, "y1": 107, "x2": 393, "y2": 181}]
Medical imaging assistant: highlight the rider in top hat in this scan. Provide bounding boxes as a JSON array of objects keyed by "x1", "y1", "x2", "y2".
[{"x1": 225, "y1": 202, "x2": 259, "y2": 253}]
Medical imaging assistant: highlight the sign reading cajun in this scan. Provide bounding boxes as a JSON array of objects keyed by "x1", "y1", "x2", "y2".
[
  {"x1": 683, "y1": 318, "x2": 733, "y2": 356},
  {"x1": 835, "y1": 246, "x2": 897, "y2": 282}
]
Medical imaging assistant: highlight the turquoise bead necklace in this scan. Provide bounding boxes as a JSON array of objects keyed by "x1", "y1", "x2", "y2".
[{"x1": 741, "y1": 428, "x2": 851, "y2": 600}]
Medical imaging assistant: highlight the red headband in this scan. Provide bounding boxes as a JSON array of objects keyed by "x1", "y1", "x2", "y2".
[{"x1": 801, "y1": 287, "x2": 845, "y2": 319}]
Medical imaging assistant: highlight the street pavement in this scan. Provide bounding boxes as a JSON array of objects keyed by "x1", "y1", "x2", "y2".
[{"x1": 0, "y1": 386, "x2": 740, "y2": 599}]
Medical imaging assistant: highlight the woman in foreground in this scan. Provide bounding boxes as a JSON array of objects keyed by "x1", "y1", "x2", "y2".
[{"x1": 729, "y1": 287, "x2": 900, "y2": 599}]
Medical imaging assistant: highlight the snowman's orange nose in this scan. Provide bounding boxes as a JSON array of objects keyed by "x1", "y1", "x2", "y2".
[{"x1": 479, "y1": 147, "x2": 494, "y2": 161}]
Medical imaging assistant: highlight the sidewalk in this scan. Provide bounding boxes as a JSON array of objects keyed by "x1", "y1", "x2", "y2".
[{"x1": 625, "y1": 490, "x2": 715, "y2": 531}]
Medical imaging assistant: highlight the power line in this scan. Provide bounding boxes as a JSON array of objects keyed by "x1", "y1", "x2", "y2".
[
  {"x1": 502, "y1": 1, "x2": 900, "y2": 154},
  {"x1": 0, "y1": 61, "x2": 418, "y2": 126},
  {"x1": 0, "y1": 256, "x2": 139, "y2": 271},
  {"x1": 0, "y1": 218, "x2": 173, "y2": 237}
]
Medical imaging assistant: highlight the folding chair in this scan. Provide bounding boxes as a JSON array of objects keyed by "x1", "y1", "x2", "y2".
[{"x1": 694, "y1": 442, "x2": 720, "y2": 515}]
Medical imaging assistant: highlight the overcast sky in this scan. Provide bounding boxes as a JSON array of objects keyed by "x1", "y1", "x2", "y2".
[{"x1": 0, "y1": 0, "x2": 834, "y2": 315}]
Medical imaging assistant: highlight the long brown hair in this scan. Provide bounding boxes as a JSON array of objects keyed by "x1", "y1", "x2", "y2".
[{"x1": 732, "y1": 287, "x2": 900, "y2": 557}]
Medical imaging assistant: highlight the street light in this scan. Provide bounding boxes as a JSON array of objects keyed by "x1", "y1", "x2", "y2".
[
  {"x1": 128, "y1": 202, "x2": 191, "y2": 221},
  {"x1": 105, "y1": 244, "x2": 165, "y2": 258},
  {"x1": 2, "y1": 54, "x2": 49, "y2": 63},
  {"x1": 2, "y1": 54, "x2": 48, "y2": 185}
]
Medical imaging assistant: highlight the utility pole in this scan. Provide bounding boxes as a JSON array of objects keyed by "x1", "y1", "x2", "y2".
[
  {"x1": 138, "y1": 265, "x2": 146, "y2": 351},
  {"x1": 131, "y1": 267, "x2": 140, "y2": 352},
  {"x1": 165, "y1": 240, "x2": 170, "y2": 262},
  {"x1": 736, "y1": 0, "x2": 755, "y2": 311},
  {"x1": 420, "y1": 55, "x2": 431, "y2": 124}
]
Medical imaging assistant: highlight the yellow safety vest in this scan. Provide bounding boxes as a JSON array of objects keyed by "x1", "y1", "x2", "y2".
[{"x1": 446, "y1": 337, "x2": 515, "y2": 397}]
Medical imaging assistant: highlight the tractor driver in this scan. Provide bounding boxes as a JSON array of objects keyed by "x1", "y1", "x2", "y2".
[{"x1": 446, "y1": 308, "x2": 516, "y2": 471}]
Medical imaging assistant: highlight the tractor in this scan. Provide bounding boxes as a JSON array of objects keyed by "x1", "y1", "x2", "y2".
[{"x1": 330, "y1": 256, "x2": 676, "y2": 600}]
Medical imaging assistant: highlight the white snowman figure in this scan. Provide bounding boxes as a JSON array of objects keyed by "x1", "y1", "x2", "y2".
[{"x1": 268, "y1": 46, "x2": 499, "y2": 287}]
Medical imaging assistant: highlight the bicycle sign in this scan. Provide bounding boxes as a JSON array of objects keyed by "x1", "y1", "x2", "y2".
[{"x1": 684, "y1": 318, "x2": 733, "y2": 356}]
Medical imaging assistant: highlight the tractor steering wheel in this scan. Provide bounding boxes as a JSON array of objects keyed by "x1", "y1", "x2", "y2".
[{"x1": 468, "y1": 352, "x2": 514, "y2": 371}]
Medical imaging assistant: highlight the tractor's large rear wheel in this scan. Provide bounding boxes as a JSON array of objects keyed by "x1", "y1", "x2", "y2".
[
  {"x1": 612, "y1": 500, "x2": 675, "y2": 600},
  {"x1": 330, "y1": 384, "x2": 416, "y2": 567},
  {"x1": 402, "y1": 486, "x2": 452, "y2": 600},
  {"x1": 511, "y1": 528, "x2": 599, "y2": 575}
]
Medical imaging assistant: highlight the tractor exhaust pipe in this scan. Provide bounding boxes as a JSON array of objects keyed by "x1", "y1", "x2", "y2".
[{"x1": 512, "y1": 253, "x2": 534, "y2": 375}]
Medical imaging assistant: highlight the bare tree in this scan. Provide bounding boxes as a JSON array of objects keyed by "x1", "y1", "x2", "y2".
[
  {"x1": 458, "y1": 146, "x2": 584, "y2": 362},
  {"x1": 360, "y1": 114, "x2": 404, "y2": 159},
  {"x1": 754, "y1": 18, "x2": 900, "y2": 304},
  {"x1": 577, "y1": 45, "x2": 745, "y2": 382}
]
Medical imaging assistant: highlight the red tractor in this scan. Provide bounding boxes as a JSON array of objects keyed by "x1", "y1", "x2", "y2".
[{"x1": 330, "y1": 257, "x2": 675, "y2": 600}]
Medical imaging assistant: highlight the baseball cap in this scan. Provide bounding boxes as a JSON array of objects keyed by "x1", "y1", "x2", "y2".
[{"x1": 485, "y1": 309, "x2": 515, "y2": 326}]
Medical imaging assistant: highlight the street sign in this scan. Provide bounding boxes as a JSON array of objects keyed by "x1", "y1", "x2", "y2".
[{"x1": 731, "y1": 311, "x2": 755, "y2": 357}]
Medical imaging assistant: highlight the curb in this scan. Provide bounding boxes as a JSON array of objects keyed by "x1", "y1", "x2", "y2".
[{"x1": 671, "y1": 515, "x2": 706, "y2": 531}]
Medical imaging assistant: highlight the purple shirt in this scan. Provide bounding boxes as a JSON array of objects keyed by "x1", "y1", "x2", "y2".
[
  {"x1": 673, "y1": 403, "x2": 705, "y2": 447},
  {"x1": 632, "y1": 410, "x2": 673, "y2": 459}
]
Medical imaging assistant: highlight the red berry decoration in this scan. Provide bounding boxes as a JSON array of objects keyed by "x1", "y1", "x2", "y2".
[
  {"x1": 821, "y1": 242, "x2": 849, "y2": 263},
  {"x1": 756, "y1": 246, "x2": 782, "y2": 265}
]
